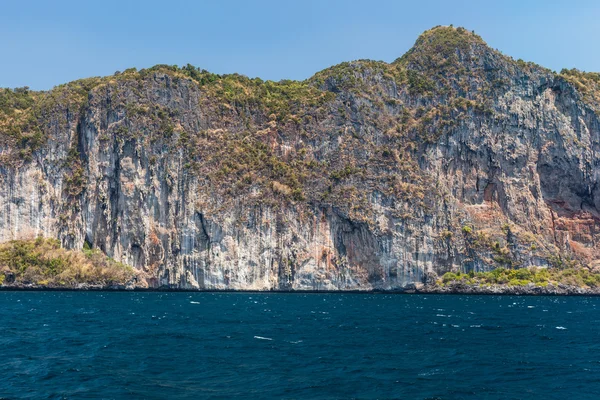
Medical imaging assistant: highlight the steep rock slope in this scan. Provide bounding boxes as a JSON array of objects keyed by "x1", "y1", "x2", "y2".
[{"x1": 1, "y1": 26, "x2": 599, "y2": 290}]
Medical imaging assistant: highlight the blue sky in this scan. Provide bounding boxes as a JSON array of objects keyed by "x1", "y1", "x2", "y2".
[{"x1": 2, "y1": 0, "x2": 599, "y2": 90}]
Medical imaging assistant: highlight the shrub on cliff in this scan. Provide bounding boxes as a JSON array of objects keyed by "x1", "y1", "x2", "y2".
[
  {"x1": 439, "y1": 267, "x2": 600, "y2": 289},
  {"x1": 0, "y1": 237, "x2": 136, "y2": 287}
]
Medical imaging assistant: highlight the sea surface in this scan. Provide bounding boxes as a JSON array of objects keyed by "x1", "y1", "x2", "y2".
[{"x1": 1, "y1": 292, "x2": 600, "y2": 399}]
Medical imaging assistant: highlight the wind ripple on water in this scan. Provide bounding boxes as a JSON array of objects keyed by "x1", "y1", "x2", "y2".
[{"x1": 1, "y1": 292, "x2": 600, "y2": 399}]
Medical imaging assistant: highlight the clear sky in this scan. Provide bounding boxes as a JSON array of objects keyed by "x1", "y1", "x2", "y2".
[{"x1": 2, "y1": 0, "x2": 599, "y2": 90}]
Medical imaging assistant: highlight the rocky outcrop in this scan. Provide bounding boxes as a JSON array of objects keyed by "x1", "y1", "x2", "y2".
[{"x1": 1, "y1": 26, "x2": 599, "y2": 290}]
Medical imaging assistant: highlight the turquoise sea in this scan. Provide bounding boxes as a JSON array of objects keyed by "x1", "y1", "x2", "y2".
[{"x1": 1, "y1": 292, "x2": 599, "y2": 399}]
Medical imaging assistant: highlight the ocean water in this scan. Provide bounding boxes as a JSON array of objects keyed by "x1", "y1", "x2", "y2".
[{"x1": 1, "y1": 293, "x2": 600, "y2": 399}]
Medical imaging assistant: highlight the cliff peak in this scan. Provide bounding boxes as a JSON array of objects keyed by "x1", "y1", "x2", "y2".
[{"x1": 395, "y1": 25, "x2": 491, "y2": 67}]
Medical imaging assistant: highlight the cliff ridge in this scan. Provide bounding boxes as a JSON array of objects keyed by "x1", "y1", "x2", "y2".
[{"x1": 1, "y1": 26, "x2": 600, "y2": 290}]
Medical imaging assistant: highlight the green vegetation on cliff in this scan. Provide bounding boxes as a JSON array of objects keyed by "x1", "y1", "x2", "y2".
[
  {"x1": 560, "y1": 68, "x2": 600, "y2": 111},
  {"x1": 440, "y1": 267, "x2": 600, "y2": 289},
  {"x1": 0, "y1": 87, "x2": 43, "y2": 161},
  {"x1": 0, "y1": 238, "x2": 136, "y2": 287}
]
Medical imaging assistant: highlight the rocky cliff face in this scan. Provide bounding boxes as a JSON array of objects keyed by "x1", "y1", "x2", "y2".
[{"x1": 1, "y1": 26, "x2": 599, "y2": 290}]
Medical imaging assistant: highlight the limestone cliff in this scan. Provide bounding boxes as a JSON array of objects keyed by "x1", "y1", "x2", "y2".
[{"x1": 1, "y1": 26, "x2": 599, "y2": 290}]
